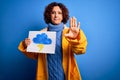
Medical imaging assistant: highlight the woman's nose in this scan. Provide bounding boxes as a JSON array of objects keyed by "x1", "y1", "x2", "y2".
[{"x1": 55, "y1": 13, "x2": 58, "y2": 17}]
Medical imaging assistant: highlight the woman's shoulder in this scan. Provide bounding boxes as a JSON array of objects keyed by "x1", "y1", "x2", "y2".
[
  {"x1": 62, "y1": 25, "x2": 69, "y2": 33},
  {"x1": 40, "y1": 27, "x2": 48, "y2": 31}
]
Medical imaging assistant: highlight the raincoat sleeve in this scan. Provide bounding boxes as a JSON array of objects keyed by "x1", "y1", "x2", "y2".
[
  {"x1": 18, "y1": 41, "x2": 38, "y2": 59},
  {"x1": 66, "y1": 30, "x2": 88, "y2": 54}
]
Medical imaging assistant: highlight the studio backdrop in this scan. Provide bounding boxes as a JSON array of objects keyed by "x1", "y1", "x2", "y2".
[{"x1": 0, "y1": 0, "x2": 120, "y2": 80}]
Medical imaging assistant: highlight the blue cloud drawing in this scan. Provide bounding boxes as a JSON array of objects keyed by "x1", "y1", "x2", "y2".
[{"x1": 33, "y1": 33, "x2": 52, "y2": 44}]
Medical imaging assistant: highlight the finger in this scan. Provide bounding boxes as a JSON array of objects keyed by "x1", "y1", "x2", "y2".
[
  {"x1": 25, "y1": 38, "x2": 31, "y2": 45},
  {"x1": 72, "y1": 17, "x2": 74, "y2": 27},
  {"x1": 27, "y1": 38, "x2": 31, "y2": 41},
  {"x1": 70, "y1": 18, "x2": 72, "y2": 28},
  {"x1": 74, "y1": 17, "x2": 77, "y2": 27},
  {"x1": 77, "y1": 22, "x2": 80, "y2": 29},
  {"x1": 25, "y1": 38, "x2": 30, "y2": 41},
  {"x1": 64, "y1": 33, "x2": 70, "y2": 37}
]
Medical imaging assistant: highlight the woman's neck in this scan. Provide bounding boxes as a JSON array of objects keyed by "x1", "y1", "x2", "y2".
[{"x1": 48, "y1": 22, "x2": 64, "y2": 32}]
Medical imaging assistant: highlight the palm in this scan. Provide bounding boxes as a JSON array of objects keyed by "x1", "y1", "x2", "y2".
[{"x1": 65, "y1": 17, "x2": 80, "y2": 39}]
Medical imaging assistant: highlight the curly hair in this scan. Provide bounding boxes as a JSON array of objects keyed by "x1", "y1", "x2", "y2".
[{"x1": 44, "y1": 2, "x2": 69, "y2": 24}]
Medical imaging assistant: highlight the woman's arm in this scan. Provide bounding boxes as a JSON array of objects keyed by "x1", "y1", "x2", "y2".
[
  {"x1": 65, "y1": 17, "x2": 87, "y2": 54},
  {"x1": 66, "y1": 30, "x2": 87, "y2": 54},
  {"x1": 18, "y1": 39, "x2": 38, "y2": 60}
]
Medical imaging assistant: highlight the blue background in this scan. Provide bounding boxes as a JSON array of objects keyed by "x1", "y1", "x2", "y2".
[{"x1": 0, "y1": 0, "x2": 120, "y2": 80}]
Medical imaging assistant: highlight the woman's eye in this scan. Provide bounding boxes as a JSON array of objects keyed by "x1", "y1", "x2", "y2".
[
  {"x1": 51, "y1": 11, "x2": 62, "y2": 14},
  {"x1": 58, "y1": 12, "x2": 62, "y2": 14},
  {"x1": 51, "y1": 11, "x2": 55, "y2": 14}
]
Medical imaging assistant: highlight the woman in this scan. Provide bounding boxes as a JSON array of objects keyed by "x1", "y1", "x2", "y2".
[{"x1": 18, "y1": 2, "x2": 87, "y2": 80}]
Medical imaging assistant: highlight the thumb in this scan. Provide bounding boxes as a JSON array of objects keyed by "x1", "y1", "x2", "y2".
[
  {"x1": 64, "y1": 33, "x2": 70, "y2": 37},
  {"x1": 77, "y1": 22, "x2": 80, "y2": 29}
]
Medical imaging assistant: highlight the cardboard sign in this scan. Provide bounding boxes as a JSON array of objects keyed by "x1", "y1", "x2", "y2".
[{"x1": 27, "y1": 31, "x2": 56, "y2": 54}]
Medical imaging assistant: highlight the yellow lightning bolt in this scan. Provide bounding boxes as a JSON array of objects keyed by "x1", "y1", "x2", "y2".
[{"x1": 37, "y1": 44, "x2": 44, "y2": 51}]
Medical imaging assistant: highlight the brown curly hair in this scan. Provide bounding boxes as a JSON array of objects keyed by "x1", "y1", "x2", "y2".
[{"x1": 44, "y1": 2, "x2": 69, "y2": 24}]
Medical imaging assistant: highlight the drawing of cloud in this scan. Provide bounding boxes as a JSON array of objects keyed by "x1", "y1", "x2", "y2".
[{"x1": 33, "y1": 33, "x2": 52, "y2": 44}]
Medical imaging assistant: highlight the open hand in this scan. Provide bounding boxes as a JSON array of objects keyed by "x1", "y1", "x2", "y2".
[{"x1": 65, "y1": 17, "x2": 80, "y2": 39}]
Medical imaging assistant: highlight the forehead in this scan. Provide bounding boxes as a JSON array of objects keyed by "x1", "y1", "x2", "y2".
[{"x1": 52, "y1": 6, "x2": 62, "y2": 12}]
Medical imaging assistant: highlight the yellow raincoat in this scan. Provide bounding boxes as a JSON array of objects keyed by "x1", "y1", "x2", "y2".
[{"x1": 18, "y1": 26, "x2": 87, "y2": 80}]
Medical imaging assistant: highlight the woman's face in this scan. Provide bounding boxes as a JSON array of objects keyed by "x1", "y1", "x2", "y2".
[{"x1": 51, "y1": 6, "x2": 63, "y2": 25}]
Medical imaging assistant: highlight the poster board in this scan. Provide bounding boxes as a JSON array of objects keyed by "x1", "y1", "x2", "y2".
[{"x1": 27, "y1": 31, "x2": 56, "y2": 54}]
